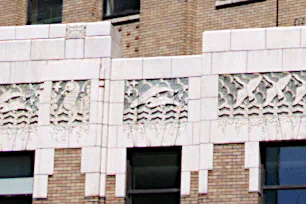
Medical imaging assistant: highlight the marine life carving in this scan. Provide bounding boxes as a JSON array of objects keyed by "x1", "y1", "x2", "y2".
[
  {"x1": 66, "y1": 24, "x2": 86, "y2": 38},
  {"x1": 219, "y1": 71, "x2": 306, "y2": 118},
  {"x1": 0, "y1": 84, "x2": 40, "y2": 127},
  {"x1": 124, "y1": 78, "x2": 188, "y2": 124},
  {"x1": 51, "y1": 80, "x2": 91, "y2": 125}
]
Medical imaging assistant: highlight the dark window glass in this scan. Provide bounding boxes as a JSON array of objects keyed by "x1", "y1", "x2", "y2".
[
  {"x1": 0, "y1": 152, "x2": 34, "y2": 178},
  {"x1": 262, "y1": 143, "x2": 306, "y2": 204},
  {"x1": 103, "y1": 0, "x2": 140, "y2": 19},
  {"x1": 27, "y1": 0, "x2": 62, "y2": 25},
  {"x1": 127, "y1": 147, "x2": 181, "y2": 204},
  {"x1": 0, "y1": 196, "x2": 32, "y2": 204},
  {"x1": 131, "y1": 193, "x2": 180, "y2": 204}
]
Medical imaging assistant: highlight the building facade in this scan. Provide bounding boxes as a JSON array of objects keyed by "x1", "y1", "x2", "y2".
[{"x1": 0, "y1": 1, "x2": 306, "y2": 204}]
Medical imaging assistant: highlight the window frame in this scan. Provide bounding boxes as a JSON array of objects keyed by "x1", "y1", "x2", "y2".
[
  {"x1": 103, "y1": 0, "x2": 140, "y2": 20},
  {"x1": 126, "y1": 147, "x2": 181, "y2": 204},
  {"x1": 261, "y1": 141, "x2": 306, "y2": 203},
  {"x1": 27, "y1": 0, "x2": 63, "y2": 25}
]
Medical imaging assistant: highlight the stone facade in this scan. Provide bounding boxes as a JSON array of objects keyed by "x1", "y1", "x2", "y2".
[
  {"x1": 2, "y1": 0, "x2": 306, "y2": 57},
  {"x1": 1, "y1": 2, "x2": 306, "y2": 204}
]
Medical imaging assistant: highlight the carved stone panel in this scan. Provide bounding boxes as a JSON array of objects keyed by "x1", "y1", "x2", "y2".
[
  {"x1": 219, "y1": 71, "x2": 306, "y2": 118},
  {"x1": 66, "y1": 24, "x2": 86, "y2": 39},
  {"x1": 123, "y1": 78, "x2": 189, "y2": 125},
  {"x1": 0, "y1": 83, "x2": 40, "y2": 127},
  {"x1": 51, "y1": 80, "x2": 91, "y2": 125}
]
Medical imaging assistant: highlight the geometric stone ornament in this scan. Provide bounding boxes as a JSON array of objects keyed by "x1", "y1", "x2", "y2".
[
  {"x1": 219, "y1": 71, "x2": 306, "y2": 118},
  {"x1": 0, "y1": 83, "x2": 40, "y2": 127},
  {"x1": 124, "y1": 78, "x2": 188, "y2": 124},
  {"x1": 51, "y1": 80, "x2": 91, "y2": 125},
  {"x1": 66, "y1": 24, "x2": 86, "y2": 39}
]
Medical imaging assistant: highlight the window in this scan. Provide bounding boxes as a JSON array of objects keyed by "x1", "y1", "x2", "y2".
[
  {"x1": 27, "y1": 0, "x2": 63, "y2": 25},
  {"x1": 0, "y1": 151, "x2": 34, "y2": 204},
  {"x1": 103, "y1": 0, "x2": 140, "y2": 19},
  {"x1": 127, "y1": 147, "x2": 181, "y2": 204},
  {"x1": 262, "y1": 142, "x2": 306, "y2": 204}
]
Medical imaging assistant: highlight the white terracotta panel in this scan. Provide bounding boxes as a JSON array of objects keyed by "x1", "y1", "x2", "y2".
[
  {"x1": 99, "y1": 173, "x2": 106, "y2": 197},
  {"x1": 100, "y1": 148, "x2": 107, "y2": 173},
  {"x1": 37, "y1": 126, "x2": 69, "y2": 149},
  {"x1": 201, "y1": 75, "x2": 218, "y2": 98},
  {"x1": 180, "y1": 172, "x2": 191, "y2": 195},
  {"x1": 212, "y1": 51, "x2": 247, "y2": 74},
  {"x1": 110, "y1": 80, "x2": 125, "y2": 103},
  {"x1": 247, "y1": 49, "x2": 283, "y2": 73},
  {"x1": 0, "y1": 26, "x2": 15, "y2": 40},
  {"x1": 175, "y1": 123, "x2": 193, "y2": 146},
  {"x1": 31, "y1": 39, "x2": 65, "y2": 60},
  {"x1": 200, "y1": 121, "x2": 211, "y2": 144},
  {"x1": 283, "y1": 48, "x2": 306, "y2": 71},
  {"x1": 85, "y1": 36, "x2": 112, "y2": 58},
  {"x1": 81, "y1": 147, "x2": 101, "y2": 173},
  {"x1": 182, "y1": 145, "x2": 199, "y2": 171},
  {"x1": 101, "y1": 58, "x2": 111, "y2": 79},
  {"x1": 193, "y1": 122, "x2": 201, "y2": 145},
  {"x1": 109, "y1": 103, "x2": 124, "y2": 125},
  {"x1": 201, "y1": 98, "x2": 218, "y2": 120},
  {"x1": 16, "y1": 25, "x2": 49, "y2": 40},
  {"x1": 199, "y1": 143, "x2": 213, "y2": 170},
  {"x1": 189, "y1": 77, "x2": 201, "y2": 99},
  {"x1": 38, "y1": 103, "x2": 51, "y2": 126},
  {"x1": 202, "y1": 30, "x2": 231, "y2": 52},
  {"x1": 266, "y1": 27, "x2": 300, "y2": 49},
  {"x1": 86, "y1": 22, "x2": 120, "y2": 43},
  {"x1": 85, "y1": 173, "x2": 100, "y2": 196},
  {"x1": 111, "y1": 58, "x2": 143, "y2": 80},
  {"x1": 65, "y1": 39, "x2": 84, "y2": 59},
  {"x1": 244, "y1": 142, "x2": 260, "y2": 169},
  {"x1": 49, "y1": 24, "x2": 66, "y2": 38},
  {"x1": 210, "y1": 119, "x2": 249, "y2": 144},
  {"x1": 249, "y1": 168, "x2": 261, "y2": 192},
  {"x1": 11, "y1": 61, "x2": 46, "y2": 83},
  {"x1": 188, "y1": 100, "x2": 201, "y2": 122},
  {"x1": 143, "y1": 57, "x2": 171, "y2": 79},
  {"x1": 231, "y1": 28, "x2": 265, "y2": 50},
  {"x1": 198, "y1": 170, "x2": 208, "y2": 194},
  {"x1": 0, "y1": 40, "x2": 31, "y2": 62},
  {"x1": 0, "y1": 62, "x2": 11, "y2": 84},
  {"x1": 202, "y1": 53, "x2": 212, "y2": 75},
  {"x1": 33, "y1": 175, "x2": 48, "y2": 198},
  {"x1": 108, "y1": 125, "x2": 117, "y2": 147},
  {"x1": 45, "y1": 59, "x2": 100, "y2": 80},
  {"x1": 39, "y1": 81, "x2": 52, "y2": 104},
  {"x1": 34, "y1": 149, "x2": 54, "y2": 175},
  {"x1": 117, "y1": 125, "x2": 134, "y2": 148},
  {"x1": 115, "y1": 174, "x2": 126, "y2": 197},
  {"x1": 107, "y1": 148, "x2": 126, "y2": 175},
  {"x1": 171, "y1": 55, "x2": 202, "y2": 77}
]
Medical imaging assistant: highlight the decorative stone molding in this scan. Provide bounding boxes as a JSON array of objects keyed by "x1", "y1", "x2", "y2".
[
  {"x1": 51, "y1": 80, "x2": 91, "y2": 125},
  {"x1": 66, "y1": 24, "x2": 86, "y2": 39},
  {"x1": 219, "y1": 72, "x2": 306, "y2": 118},
  {"x1": 123, "y1": 78, "x2": 188, "y2": 124},
  {"x1": 0, "y1": 83, "x2": 40, "y2": 127}
]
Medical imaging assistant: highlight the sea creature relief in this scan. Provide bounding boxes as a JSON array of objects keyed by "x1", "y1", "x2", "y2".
[
  {"x1": 219, "y1": 71, "x2": 306, "y2": 118},
  {"x1": 123, "y1": 78, "x2": 188, "y2": 124},
  {"x1": 51, "y1": 80, "x2": 91, "y2": 125}
]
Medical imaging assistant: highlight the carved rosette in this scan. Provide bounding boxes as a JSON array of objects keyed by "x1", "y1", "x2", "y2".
[
  {"x1": 66, "y1": 24, "x2": 86, "y2": 39},
  {"x1": 50, "y1": 80, "x2": 91, "y2": 125},
  {"x1": 219, "y1": 71, "x2": 306, "y2": 118},
  {"x1": 123, "y1": 78, "x2": 189, "y2": 125},
  {"x1": 0, "y1": 83, "x2": 40, "y2": 127}
]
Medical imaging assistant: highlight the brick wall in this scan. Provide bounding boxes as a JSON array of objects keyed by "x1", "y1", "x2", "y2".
[
  {"x1": 115, "y1": 22, "x2": 140, "y2": 58},
  {"x1": 181, "y1": 172, "x2": 199, "y2": 204},
  {"x1": 62, "y1": 0, "x2": 101, "y2": 23},
  {"x1": 138, "y1": 0, "x2": 187, "y2": 57},
  {"x1": 104, "y1": 176, "x2": 125, "y2": 204},
  {"x1": 278, "y1": 0, "x2": 306, "y2": 26},
  {"x1": 199, "y1": 144, "x2": 260, "y2": 204},
  {"x1": 33, "y1": 149, "x2": 100, "y2": 204},
  {"x1": 0, "y1": 0, "x2": 27, "y2": 26}
]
